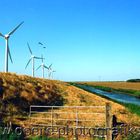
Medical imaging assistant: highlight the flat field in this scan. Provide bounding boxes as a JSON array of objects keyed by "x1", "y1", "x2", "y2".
[{"x1": 79, "y1": 81, "x2": 140, "y2": 91}]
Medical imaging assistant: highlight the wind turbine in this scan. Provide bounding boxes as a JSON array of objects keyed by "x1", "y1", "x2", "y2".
[
  {"x1": 0, "y1": 21, "x2": 24, "y2": 72},
  {"x1": 47, "y1": 64, "x2": 56, "y2": 79},
  {"x1": 36, "y1": 55, "x2": 48, "y2": 78},
  {"x1": 47, "y1": 64, "x2": 52, "y2": 79},
  {"x1": 25, "y1": 43, "x2": 42, "y2": 77},
  {"x1": 51, "y1": 70, "x2": 56, "y2": 79}
]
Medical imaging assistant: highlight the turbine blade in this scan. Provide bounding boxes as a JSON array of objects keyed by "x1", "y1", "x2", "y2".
[
  {"x1": 44, "y1": 65, "x2": 49, "y2": 69},
  {"x1": 41, "y1": 54, "x2": 43, "y2": 62},
  {"x1": 35, "y1": 56, "x2": 42, "y2": 59},
  {"x1": 7, "y1": 44, "x2": 13, "y2": 63},
  {"x1": 36, "y1": 65, "x2": 41, "y2": 71},
  {"x1": 8, "y1": 21, "x2": 24, "y2": 36},
  {"x1": 0, "y1": 32, "x2": 4, "y2": 37},
  {"x1": 25, "y1": 58, "x2": 32, "y2": 69},
  {"x1": 49, "y1": 64, "x2": 52, "y2": 69},
  {"x1": 27, "y1": 43, "x2": 32, "y2": 55}
]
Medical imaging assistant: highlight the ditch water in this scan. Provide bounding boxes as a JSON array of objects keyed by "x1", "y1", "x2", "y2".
[{"x1": 76, "y1": 84, "x2": 140, "y2": 106}]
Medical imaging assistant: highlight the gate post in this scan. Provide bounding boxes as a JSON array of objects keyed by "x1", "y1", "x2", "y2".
[
  {"x1": 29, "y1": 106, "x2": 31, "y2": 117},
  {"x1": 51, "y1": 106, "x2": 53, "y2": 127},
  {"x1": 105, "y1": 103, "x2": 112, "y2": 140}
]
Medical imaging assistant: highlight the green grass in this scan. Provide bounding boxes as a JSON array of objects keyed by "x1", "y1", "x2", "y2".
[
  {"x1": 121, "y1": 103, "x2": 140, "y2": 116},
  {"x1": 122, "y1": 132, "x2": 140, "y2": 140},
  {"x1": 0, "y1": 131, "x2": 24, "y2": 140}
]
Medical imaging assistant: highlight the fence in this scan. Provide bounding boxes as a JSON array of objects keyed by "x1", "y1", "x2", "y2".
[{"x1": 29, "y1": 103, "x2": 112, "y2": 140}]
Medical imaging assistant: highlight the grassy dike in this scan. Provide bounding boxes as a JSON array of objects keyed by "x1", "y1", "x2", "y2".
[{"x1": 1, "y1": 73, "x2": 140, "y2": 139}]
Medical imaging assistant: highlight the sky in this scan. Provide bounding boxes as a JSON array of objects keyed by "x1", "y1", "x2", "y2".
[{"x1": 0, "y1": 0, "x2": 140, "y2": 81}]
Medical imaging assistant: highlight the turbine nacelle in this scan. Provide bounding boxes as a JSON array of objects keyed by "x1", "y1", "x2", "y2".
[
  {"x1": 5, "y1": 34, "x2": 10, "y2": 39},
  {"x1": 31, "y1": 55, "x2": 35, "y2": 58}
]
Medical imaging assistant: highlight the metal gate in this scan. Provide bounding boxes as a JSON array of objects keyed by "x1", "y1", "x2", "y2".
[{"x1": 29, "y1": 103, "x2": 112, "y2": 140}]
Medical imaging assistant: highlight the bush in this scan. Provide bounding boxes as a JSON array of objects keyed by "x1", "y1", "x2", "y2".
[{"x1": 126, "y1": 79, "x2": 140, "y2": 82}]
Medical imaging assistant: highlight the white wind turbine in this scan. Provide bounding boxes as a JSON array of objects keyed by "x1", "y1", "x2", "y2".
[
  {"x1": 25, "y1": 43, "x2": 42, "y2": 77},
  {"x1": 51, "y1": 70, "x2": 56, "y2": 79},
  {"x1": 0, "y1": 21, "x2": 24, "y2": 72},
  {"x1": 36, "y1": 55, "x2": 48, "y2": 78},
  {"x1": 47, "y1": 64, "x2": 52, "y2": 79},
  {"x1": 47, "y1": 64, "x2": 56, "y2": 79}
]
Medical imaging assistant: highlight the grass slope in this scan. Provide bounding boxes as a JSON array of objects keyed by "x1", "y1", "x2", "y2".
[
  {"x1": 0, "y1": 73, "x2": 63, "y2": 121},
  {"x1": 0, "y1": 73, "x2": 140, "y2": 139}
]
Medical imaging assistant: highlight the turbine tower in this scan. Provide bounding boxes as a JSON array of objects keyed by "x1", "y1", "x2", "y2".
[
  {"x1": 0, "y1": 21, "x2": 24, "y2": 72},
  {"x1": 47, "y1": 64, "x2": 52, "y2": 79},
  {"x1": 25, "y1": 43, "x2": 42, "y2": 77},
  {"x1": 36, "y1": 55, "x2": 48, "y2": 78},
  {"x1": 51, "y1": 70, "x2": 56, "y2": 79},
  {"x1": 47, "y1": 64, "x2": 56, "y2": 79}
]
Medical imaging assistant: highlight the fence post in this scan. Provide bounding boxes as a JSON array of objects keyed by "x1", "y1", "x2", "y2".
[
  {"x1": 29, "y1": 106, "x2": 31, "y2": 117},
  {"x1": 75, "y1": 106, "x2": 78, "y2": 140},
  {"x1": 51, "y1": 106, "x2": 53, "y2": 127},
  {"x1": 76, "y1": 106, "x2": 78, "y2": 128},
  {"x1": 105, "y1": 103, "x2": 112, "y2": 140}
]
